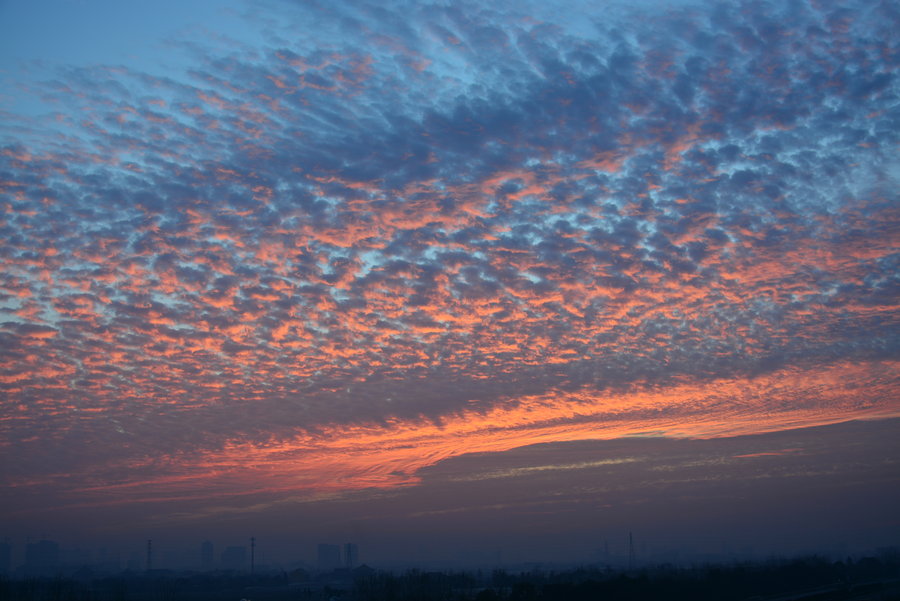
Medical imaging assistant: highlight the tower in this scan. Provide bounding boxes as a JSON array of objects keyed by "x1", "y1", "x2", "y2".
[
  {"x1": 201, "y1": 540, "x2": 214, "y2": 570},
  {"x1": 344, "y1": 543, "x2": 358, "y2": 569},
  {"x1": 250, "y1": 537, "x2": 255, "y2": 575},
  {"x1": 628, "y1": 532, "x2": 635, "y2": 570}
]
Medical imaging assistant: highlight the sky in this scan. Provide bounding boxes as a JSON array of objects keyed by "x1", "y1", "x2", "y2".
[{"x1": 1, "y1": 0, "x2": 898, "y2": 567}]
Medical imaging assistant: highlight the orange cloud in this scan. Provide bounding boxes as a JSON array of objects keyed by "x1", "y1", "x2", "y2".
[{"x1": 55, "y1": 359, "x2": 898, "y2": 513}]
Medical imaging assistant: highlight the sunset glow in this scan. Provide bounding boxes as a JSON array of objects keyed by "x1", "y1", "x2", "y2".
[{"x1": 1, "y1": 0, "x2": 898, "y2": 564}]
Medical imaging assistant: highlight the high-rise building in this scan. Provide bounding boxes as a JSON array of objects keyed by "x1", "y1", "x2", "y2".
[
  {"x1": 200, "y1": 541, "x2": 214, "y2": 570},
  {"x1": 343, "y1": 543, "x2": 358, "y2": 569},
  {"x1": 25, "y1": 540, "x2": 59, "y2": 576},
  {"x1": 0, "y1": 541, "x2": 10, "y2": 575},
  {"x1": 317, "y1": 543, "x2": 341, "y2": 571}
]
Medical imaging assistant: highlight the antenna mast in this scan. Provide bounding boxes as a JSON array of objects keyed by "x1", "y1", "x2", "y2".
[{"x1": 628, "y1": 532, "x2": 635, "y2": 570}]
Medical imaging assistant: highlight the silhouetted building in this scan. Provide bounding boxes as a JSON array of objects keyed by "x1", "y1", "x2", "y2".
[
  {"x1": 201, "y1": 540, "x2": 214, "y2": 569},
  {"x1": 0, "y1": 541, "x2": 10, "y2": 575},
  {"x1": 317, "y1": 543, "x2": 341, "y2": 570},
  {"x1": 221, "y1": 546, "x2": 246, "y2": 571},
  {"x1": 344, "y1": 543, "x2": 358, "y2": 569},
  {"x1": 25, "y1": 540, "x2": 59, "y2": 576}
]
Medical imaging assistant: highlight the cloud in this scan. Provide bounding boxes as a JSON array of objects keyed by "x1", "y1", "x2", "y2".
[{"x1": 0, "y1": 0, "x2": 897, "y2": 517}]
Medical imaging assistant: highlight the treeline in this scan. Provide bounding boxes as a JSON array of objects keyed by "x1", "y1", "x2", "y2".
[
  {"x1": 2, "y1": 551, "x2": 899, "y2": 601},
  {"x1": 0, "y1": 570, "x2": 297, "y2": 601},
  {"x1": 354, "y1": 553, "x2": 900, "y2": 601}
]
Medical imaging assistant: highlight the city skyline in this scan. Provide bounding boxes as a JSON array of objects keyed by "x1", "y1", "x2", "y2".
[
  {"x1": 2, "y1": 417, "x2": 897, "y2": 569},
  {"x1": 1, "y1": 0, "x2": 898, "y2": 569}
]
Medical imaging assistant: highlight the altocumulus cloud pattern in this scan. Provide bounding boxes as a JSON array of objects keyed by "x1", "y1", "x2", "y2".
[{"x1": 1, "y1": 0, "x2": 898, "y2": 514}]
